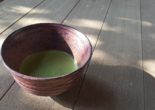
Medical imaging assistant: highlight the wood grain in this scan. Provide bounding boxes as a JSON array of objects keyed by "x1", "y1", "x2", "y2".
[
  {"x1": 57, "y1": 0, "x2": 111, "y2": 108},
  {"x1": 0, "y1": 83, "x2": 70, "y2": 110},
  {"x1": 0, "y1": 0, "x2": 111, "y2": 109},
  {"x1": 74, "y1": 0, "x2": 144, "y2": 110},
  {"x1": 0, "y1": 0, "x2": 79, "y2": 105},
  {"x1": 141, "y1": 0, "x2": 155, "y2": 109},
  {"x1": 0, "y1": 0, "x2": 44, "y2": 99},
  {"x1": 0, "y1": 0, "x2": 44, "y2": 34},
  {"x1": 63, "y1": 0, "x2": 111, "y2": 47}
]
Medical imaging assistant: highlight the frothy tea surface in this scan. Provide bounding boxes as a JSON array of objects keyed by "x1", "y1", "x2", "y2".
[{"x1": 20, "y1": 50, "x2": 78, "y2": 77}]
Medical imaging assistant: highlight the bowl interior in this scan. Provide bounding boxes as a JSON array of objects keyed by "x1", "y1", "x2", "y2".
[{"x1": 1, "y1": 24, "x2": 92, "y2": 76}]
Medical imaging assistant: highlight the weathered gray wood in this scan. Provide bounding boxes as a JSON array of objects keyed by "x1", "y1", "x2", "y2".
[
  {"x1": 0, "y1": 0, "x2": 79, "y2": 105},
  {"x1": 74, "y1": 0, "x2": 144, "y2": 110},
  {"x1": 0, "y1": 0, "x2": 44, "y2": 100},
  {"x1": 0, "y1": 0, "x2": 111, "y2": 109},
  {"x1": 141, "y1": 0, "x2": 155, "y2": 109},
  {"x1": 63, "y1": 0, "x2": 111, "y2": 47},
  {"x1": 0, "y1": 0, "x2": 44, "y2": 34},
  {"x1": 56, "y1": 0, "x2": 111, "y2": 107},
  {"x1": 0, "y1": 83, "x2": 72, "y2": 110}
]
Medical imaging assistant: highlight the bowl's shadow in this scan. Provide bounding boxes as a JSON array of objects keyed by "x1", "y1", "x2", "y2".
[
  {"x1": 50, "y1": 64, "x2": 155, "y2": 110},
  {"x1": 51, "y1": 66, "x2": 116, "y2": 109}
]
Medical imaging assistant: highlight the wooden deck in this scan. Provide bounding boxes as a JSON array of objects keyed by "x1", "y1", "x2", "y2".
[{"x1": 0, "y1": 0, "x2": 155, "y2": 109}]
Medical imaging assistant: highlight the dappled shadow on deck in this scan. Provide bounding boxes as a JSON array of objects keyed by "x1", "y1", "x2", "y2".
[{"x1": 1, "y1": 0, "x2": 155, "y2": 110}]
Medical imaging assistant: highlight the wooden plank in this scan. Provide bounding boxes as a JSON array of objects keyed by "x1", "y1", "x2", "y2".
[
  {"x1": 52, "y1": 0, "x2": 110, "y2": 110},
  {"x1": 0, "y1": 0, "x2": 111, "y2": 109},
  {"x1": 0, "y1": 83, "x2": 71, "y2": 110},
  {"x1": 74, "y1": 0, "x2": 144, "y2": 110},
  {"x1": 49, "y1": 0, "x2": 112, "y2": 109},
  {"x1": 0, "y1": 0, "x2": 44, "y2": 100},
  {"x1": 63, "y1": 0, "x2": 111, "y2": 47},
  {"x1": 0, "y1": 0, "x2": 44, "y2": 34},
  {"x1": 141, "y1": 0, "x2": 155, "y2": 109},
  {"x1": 52, "y1": 0, "x2": 111, "y2": 109},
  {"x1": 0, "y1": 0, "x2": 79, "y2": 102}
]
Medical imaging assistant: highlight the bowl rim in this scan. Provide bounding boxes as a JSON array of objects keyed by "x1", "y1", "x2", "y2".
[{"x1": 1, "y1": 23, "x2": 93, "y2": 80}]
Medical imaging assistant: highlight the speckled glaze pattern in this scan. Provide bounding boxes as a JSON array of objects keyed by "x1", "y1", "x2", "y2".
[{"x1": 1, "y1": 23, "x2": 92, "y2": 96}]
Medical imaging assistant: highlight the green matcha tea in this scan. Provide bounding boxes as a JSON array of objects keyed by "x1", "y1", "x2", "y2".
[{"x1": 20, "y1": 50, "x2": 78, "y2": 77}]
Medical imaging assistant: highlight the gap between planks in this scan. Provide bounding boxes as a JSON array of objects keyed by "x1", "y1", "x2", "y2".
[
  {"x1": 72, "y1": 0, "x2": 113, "y2": 109},
  {"x1": 0, "y1": 0, "x2": 81, "y2": 102}
]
